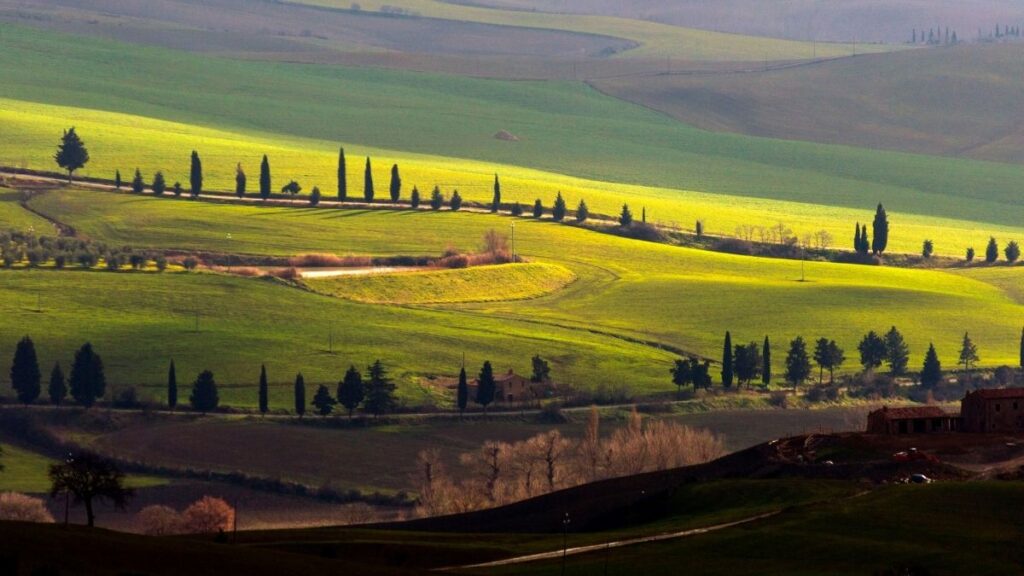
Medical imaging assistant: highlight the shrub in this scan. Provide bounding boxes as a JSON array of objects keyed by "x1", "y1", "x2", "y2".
[
  {"x1": 138, "y1": 505, "x2": 181, "y2": 535},
  {"x1": 112, "y1": 387, "x2": 141, "y2": 409},
  {"x1": 289, "y1": 253, "x2": 347, "y2": 267},
  {"x1": 181, "y1": 496, "x2": 234, "y2": 534},
  {"x1": 272, "y1": 267, "x2": 301, "y2": 280},
  {"x1": 0, "y1": 493, "x2": 55, "y2": 523},
  {"x1": 182, "y1": 256, "x2": 198, "y2": 271},
  {"x1": 768, "y1": 391, "x2": 789, "y2": 408},
  {"x1": 154, "y1": 256, "x2": 168, "y2": 271}
]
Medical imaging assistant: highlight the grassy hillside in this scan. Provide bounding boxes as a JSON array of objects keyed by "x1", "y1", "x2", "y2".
[
  {"x1": 594, "y1": 43, "x2": 1024, "y2": 163},
  {"x1": 489, "y1": 482, "x2": 1024, "y2": 575},
  {"x1": 286, "y1": 0, "x2": 878, "y2": 60},
  {"x1": 3, "y1": 190, "x2": 1023, "y2": 408},
  {"x1": 303, "y1": 263, "x2": 576, "y2": 304},
  {"x1": 0, "y1": 188, "x2": 51, "y2": 231},
  {"x1": 2, "y1": 26, "x2": 1023, "y2": 239}
]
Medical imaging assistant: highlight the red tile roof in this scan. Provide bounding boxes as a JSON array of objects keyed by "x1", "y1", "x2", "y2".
[
  {"x1": 870, "y1": 406, "x2": 953, "y2": 420},
  {"x1": 965, "y1": 388, "x2": 1024, "y2": 400}
]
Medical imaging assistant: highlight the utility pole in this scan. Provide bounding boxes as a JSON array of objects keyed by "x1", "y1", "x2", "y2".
[{"x1": 561, "y1": 512, "x2": 571, "y2": 576}]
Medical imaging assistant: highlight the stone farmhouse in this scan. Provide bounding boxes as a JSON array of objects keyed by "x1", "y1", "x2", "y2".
[{"x1": 867, "y1": 387, "x2": 1024, "y2": 434}]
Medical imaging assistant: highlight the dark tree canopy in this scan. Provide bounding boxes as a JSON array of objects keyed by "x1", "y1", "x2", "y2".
[
  {"x1": 364, "y1": 157, "x2": 375, "y2": 202},
  {"x1": 167, "y1": 359, "x2": 177, "y2": 409},
  {"x1": 921, "y1": 343, "x2": 943, "y2": 389},
  {"x1": 258, "y1": 364, "x2": 269, "y2": 415},
  {"x1": 576, "y1": 199, "x2": 589, "y2": 223},
  {"x1": 1006, "y1": 240, "x2": 1021, "y2": 263},
  {"x1": 11, "y1": 335, "x2": 41, "y2": 404},
  {"x1": 619, "y1": 204, "x2": 633, "y2": 227},
  {"x1": 49, "y1": 452, "x2": 133, "y2": 527},
  {"x1": 48, "y1": 362, "x2": 66, "y2": 406},
  {"x1": 532, "y1": 199, "x2": 543, "y2": 219},
  {"x1": 69, "y1": 343, "x2": 106, "y2": 407},
  {"x1": 131, "y1": 169, "x2": 145, "y2": 195},
  {"x1": 410, "y1": 186, "x2": 421, "y2": 208},
  {"x1": 784, "y1": 336, "x2": 812, "y2": 388},
  {"x1": 450, "y1": 190, "x2": 463, "y2": 211},
  {"x1": 510, "y1": 202, "x2": 523, "y2": 217},
  {"x1": 310, "y1": 186, "x2": 321, "y2": 206},
  {"x1": 389, "y1": 164, "x2": 402, "y2": 203},
  {"x1": 364, "y1": 360, "x2": 396, "y2": 417},
  {"x1": 720, "y1": 331, "x2": 733, "y2": 388},
  {"x1": 858, "y1": 331, "x2": 886, "y2": 370},
  {"x1": 338, "y1": 147, "x2": 347, "y2": 201},
  {"x1": 312, "y1": 385, "x2": 336, "y2": 417},
  {"x1": 338, "y1": 365, "x2": 364, "y2": 418},
  {"x1": 235, "y1": 163, "x2": 247, "y2": 198},
  {"x1": 733, "y1": 342, "x2": 761, "y2": 388},
  {"x1": 457, "y1": 366, "x2": 469, "y2": 415},
  {"x1": 190, "y1": 150, "x2": 203, "y2": 198},
  {"x1": 294, "y1": 373, "x2": 306, "y2": 418},
  {"x1": 762, "y1": 336, "x2": 772, "y2": 387},
  {"x1": 430, "y1": 186, "x2": 444, "y2": 210},
  {"x1": 884, "y1": 326, "x2": 910, "y2": 376},
  {"x1": 491, "y1": 174, "x2": 501, "y2": 213},
  {"x1": 259, "y1": 155, "x2": 271, "y2": 201},
  {"x1": 151, "y1": 171, "x2": 166, "y2": 196},
  {"x1": 670, "y1": 358, "x2": 693, "y2": 394},
  {"x1": 476, "y1": 361, "x2": 496, "y2": 412},
  {"x1": 530, "y1": 355, "x2": 550, "y2": 383},
  {"x1": 55, "y1": 127, "x2": 89, "y2": 182},
  {"x1": 189, "y1": 370, "x2": 219, "y2": 413},
  {"x1": 986, "y1": 237, "x2": 999, "y2": 263},
  {"x1": 552, "y1": 192, "x2": 567, "y2": 222},
  {"x1": 871, "y1": 203, "x2": 889, "y2": 255},
  {"x1": 281, "y1": 180, "x2": 302, "y2": 196}
]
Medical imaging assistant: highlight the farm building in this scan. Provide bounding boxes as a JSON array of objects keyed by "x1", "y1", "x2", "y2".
[
  {"x1": 459, "y1": 369, "x2": 550, "y2": 404},
  {"x1": 961, "y1": 388, "x2": 1024, "y2": 433},
  {"x1": 866, "y1": 406, "x2": 960, "y2": 435},
  {"x1": 867, "y1": 387, "x2": 1024, "y2": 434}
]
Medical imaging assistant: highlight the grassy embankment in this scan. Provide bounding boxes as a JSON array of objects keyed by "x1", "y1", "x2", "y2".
[{"x1": 1, "y1": 26, "x2": 1022, "y2": 256}]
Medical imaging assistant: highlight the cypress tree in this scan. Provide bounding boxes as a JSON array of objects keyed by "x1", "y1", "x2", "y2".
[
  {"x1": 258, "y1": 364, "x2": 269, "y2": 416},
  {"x1": 69, "y1": 342, "x2": 106, "y2": 407},
  {"x1": 364, "y1": 157, "x2": 374, "y2": 202},
  {"x1": 619, "y1": 204, "x2": 633, "y2": 227},
  {"x1": 721, "y1": 331, "x2": 734, "y2": 388},
  {"x1": 576, "y1": 199, "x2": 589, "y2": 223},
  {"x1": 457, "y1": 366, "x2": 468, "y2": 417},
  {"x1": 784, "y1": 336, "x2": 811, "y2": 389},
  {"x1": 235, "y1": 163, "x2": 246, "y2": 198},
  {"x1": 532, "y1": 199, "x2": 543, "y2": 218},
  {"x1": 761, "y1": 336, "x2": 771, "y2": 387},
  {"x1": 189, "y1": 370, "x2": 219, "y2": 413},
  {"x1": 958, "y1": 332, "x2": 979, "y2": 372},
  {"x1": 364, "y1": 360, "x2": 396, "y2": 418},
  {"x1": 860, "y1": 224, "x2": 869, "y2": 254},
  {"x1": 476, "y1": 361, "x2": 496, "y2": 415},
  {"x1": 430, "y1": 186, "x2": 444, "y2": 210},
  {"x1": 151, "y1": 171, "x2": 166, "y2": 196},
  {"x1": 921, "y1": 343, "x2": 942, "y2": 389},
  {"x1": 552, "y1": 192, "x2": 567, "y2": 222},
  {"x1": 259, "y1": 155, "x2": 271, "y2": 201},
  {"x1": 54, "y1": 127, "x2": 89, "y2": 183},
  {"x1": 115, "y1": 170, "x2": 122, "y2": 190},
  {"x1": 167, "y1": 359, "x2": 177, "y2": 409},
  {"x1": 871, "y1": 203, "x2": 889, "y2": 255},
  {"x1": 389, "y1": 163, "x2": 402, "y2": 203},
  {"x1": 48, "y1": 362, "x2": 66, "y2": 406},
  {"x1": 338, "y1": 365, "x2": 364, "y2": 419},
  {"x1": 410, "y1": 186, "x2": 420, "y2": 208},
  {"x1": 131, "y1": 169, "x2": 144, "y2": 194},
  {"x1": 986, "y1": 237, "x2": 999, "y2": 263},
  {"x1": 312, "y1": 385, "x2": 335, "y2": 417},
  {"x1": 510, "y1": 201, "x2": 523, "y2": 217},
  {"x1": 491, "y1": 174, "x2": 501, "y2": 212},
  {"x1": 11, "y1": 335, "x2": 41, "y2": 404},
  {"x1": 337, "y1": 147, "x2": 347, "y2": 201},
  {"x1": 1019, "y1": 326, "x2": 1023, "y2": 370},
  {"x1": 189, "y1": 150, "x2": 202, "y2": 198},
  {"x1": 1006, "y1": 240, "x2": 1021, "y2": 263},
  {"x1": 884, "y1": 326, "x2": 910, "y2": 376},
  {"x1": 853, "y1": 223, "x2": 860, "y2": 252},
  {"x1": 450, "y1": 190, "x2": 462, "y2": 211},
  {"x1": 294, "y1": 373, "x2": 306, "y2": 418}
]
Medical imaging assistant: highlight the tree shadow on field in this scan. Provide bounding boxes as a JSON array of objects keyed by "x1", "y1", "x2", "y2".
[{"x1": 322, "y1": 210, "x2": 375, "y2": 219}]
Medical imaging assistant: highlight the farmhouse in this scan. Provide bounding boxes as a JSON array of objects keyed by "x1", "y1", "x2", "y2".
[
  {"x1": 867, "y1": 387, "x2": 1024, "y2": 434},
  {"x1": 462, "y1": 369, "x2": 547, "y2": 404},
  {"x1": 961, "y1": 388, "x2": 1024, "y2": 433},
  {"x1": 866, "y1": 406, "x2": 959, "y2": 435}
]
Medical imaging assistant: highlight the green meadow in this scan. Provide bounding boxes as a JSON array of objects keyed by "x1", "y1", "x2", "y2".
[
  {"x1": 1, "y1": 189, "x2": 1021, "y2": 409},
  {"x1": 1, "y1": 25, "x2": 1023, "y2": 256}
]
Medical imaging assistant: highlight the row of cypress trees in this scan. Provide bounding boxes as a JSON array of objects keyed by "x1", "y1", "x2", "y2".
[{"x1": 9, "y1": 337, "x2": 105, "y2": 406}]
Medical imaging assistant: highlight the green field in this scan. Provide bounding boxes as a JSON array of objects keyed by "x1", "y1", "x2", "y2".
[
  {"x1": 1, "y1": 189, "x2": 1022, "y2": 410},
  {"x1": 287, "y1": 0, "x2": 880, "y2": 60},
  {"x1": 303, "y1": 263, "x2": 576, "y2": 304},
  {"x1": 595, "y1": 43, "x2": 1024, "y2": 163},
  {"x1": 0, "y1": 442, "x2": 164, "y2": 493},
  {"x1": 0, "y1": 188, "x2": 52, "y2": 232},
  {"x1": 2, "y1": 25, "x2": 1023, "y2": 257}
]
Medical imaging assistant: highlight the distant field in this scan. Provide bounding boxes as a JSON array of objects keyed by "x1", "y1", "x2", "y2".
[
  {"x1": 3, "y1": 192, "x2": 1023, "y2": 409},
  {"x1": 287, "y1": 0, "x2": 877, "y2": 60},
  {"x1": 303, "y1": 263, "x2": 576, "y2": 304},
  {"x1": 594, "y1": 43, "x2": 1024, "y2": 163},
  {"x1": 1, "y1": 26, "x2": 1022, "y2": 244},
  {"x1": 0, "y1": 188, "x2": 52, "y2": 231}
]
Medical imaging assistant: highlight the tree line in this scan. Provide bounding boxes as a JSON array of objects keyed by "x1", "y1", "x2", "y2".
[{"x1": 671, "y1": 326, "x2": 1024, "y2": 394}]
